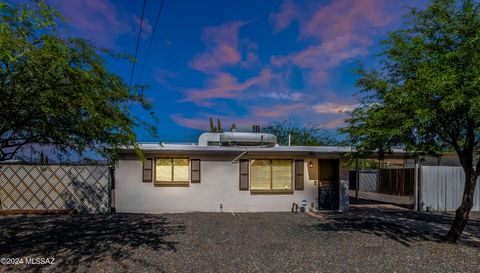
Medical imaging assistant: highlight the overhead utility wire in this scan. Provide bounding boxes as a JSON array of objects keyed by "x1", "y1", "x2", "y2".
[
  {"x1": 137, "y1": 0, "x2": 166, "y2": 85},
  {"x1": 128, "y1": 0, "x2": 148, "y2": 90}
]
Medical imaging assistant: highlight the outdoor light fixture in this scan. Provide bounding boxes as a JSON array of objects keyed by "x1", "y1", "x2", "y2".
[{"x1": 309, "y1": 161, "x2": 313, "y2": 168}]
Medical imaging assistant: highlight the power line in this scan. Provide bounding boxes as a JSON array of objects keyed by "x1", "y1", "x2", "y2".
[
  {"x1": 128, "y1": 0, "x2": 148, "y2": 90},
  {"x1": 136, "y1": 0, "x2": 166, "y2": 85}
]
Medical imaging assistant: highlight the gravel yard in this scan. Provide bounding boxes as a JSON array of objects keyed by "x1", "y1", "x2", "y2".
[{"x1": 0, "y1": 208, "x2": 479, "y2": 273}]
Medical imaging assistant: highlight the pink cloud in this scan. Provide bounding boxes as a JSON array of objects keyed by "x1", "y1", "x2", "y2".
[
  {"x1": 271, "y1": 43, "x2": 369, "y2": 84},
  {"x1": 270, "y1": 0, "x2": 299, "y2": 33},
  {"x1": 49, "y1": 0, "x2": 126, "y2": 45},
  {"x1": 301, "y1": 0, "x2": 393, "y2": 41},
  {"x1": 251, "y1": 103, "x2": 306, "y2": 118},
  {"x1": 189, "y1": 21, "x2": 247, "y2": 73},
  {"x1": 132, "y1": 15, "x2": 153, "y2": 39},
  {"x1": 323, "y1": 117, "x2": 347, "y2": 129},
  {"x1": 181, "y1": 68, "x2": 273, "y2": 105},
  {"x1": 153, "y1": 68, "x2": 178, "y2": 88},
  {"x1": 49, "y1": 0, "x2": 154, "y2": 46},
  {"x1": 270, "y1": 0, "x2": 400, "y2": 85},
  {"x1": 319, "y1": 90, "x2": 358, "y2": 105},
  {"x1": 170, "y1": 115, "x2": 210, "y2": 131}
]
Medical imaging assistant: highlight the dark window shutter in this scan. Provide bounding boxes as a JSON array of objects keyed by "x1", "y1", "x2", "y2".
[
  {"x1": 294, "y1": 160, "x2": 304, "y2": 190},
  {"x1": 143, "y1": 158, "x2": 153, "y2": 182},
  {"x1": 191, "y1": 159, "x2": 201, "y2": 183},
  {"x1": 239, "y1": 159, "x2": 249, "y2": 190}
]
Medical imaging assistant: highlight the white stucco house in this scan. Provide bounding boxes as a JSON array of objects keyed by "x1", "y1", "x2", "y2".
[{"x1": 114, "y1": 132, "x2": 355, "y2": 213}]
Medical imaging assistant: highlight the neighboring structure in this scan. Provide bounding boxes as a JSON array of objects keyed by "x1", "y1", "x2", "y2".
[
  {"x1": 421, "y1": 152, "x2": 462, "y2": 166},
  {"x1": 114, "y1": 132, "x2": 361, "y2": 213}
]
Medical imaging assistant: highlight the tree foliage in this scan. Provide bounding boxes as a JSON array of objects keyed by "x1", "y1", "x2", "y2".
[
  {"x1": 263, "y1": 121, "x2": 336, "y2": 146},
  {"x1": 209, "y1": 117, "x2": 224, "y2": 133},
  {"x1": 0, "y1": 1, "x2": 156, "y2": 161},
  {"x1": 340, "y1": 0, "x2": 480, "y2": 242}
]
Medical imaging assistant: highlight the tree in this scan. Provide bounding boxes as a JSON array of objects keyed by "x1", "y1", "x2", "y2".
[
  {"x1": 38, "y1": 151, "x2": 45, "y2": 164},
  {"x1": 208, "y1": 117, "x2": 223, "y2": 133},
  {"x1": 340, "y1": 0, "x2": 480, "y2": 242},
  {"x1": 0, "y1": 1, "x2": 156, "y2": 162},
  {"x1": 263, "y1": 121, "x2": 336, "y2": 146}
]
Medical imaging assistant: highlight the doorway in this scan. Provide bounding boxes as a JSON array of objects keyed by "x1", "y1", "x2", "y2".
[{"x1": 318, "y1": 159, "x2": 339, "y2": 210}]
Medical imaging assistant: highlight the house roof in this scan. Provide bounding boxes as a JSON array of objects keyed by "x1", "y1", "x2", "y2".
[
  {"x1": 136, "y1": 143, "x2": 348, "y2": 152},
  {"x1": 118, "y1": 143, "x2": 408, "y2": 157}
]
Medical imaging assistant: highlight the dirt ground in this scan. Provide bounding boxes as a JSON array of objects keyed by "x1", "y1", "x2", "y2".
[{"x1": 0, "y1": 208, "x2": 479, "y2": 273}]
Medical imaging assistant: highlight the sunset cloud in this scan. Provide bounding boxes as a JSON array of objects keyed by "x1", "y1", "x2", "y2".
[
  {"x1": 270, "y1": 0, "x2": 299, "y2": 33},
  {"x1": 270, "y1": 0, "x2": 402, "y2": 85},
  {"x1": 251, "y1": 103, "x2": 306, "y2": 118},
  {"x1": 312, "y1": 102, "x2": 357, "y2": 114},
  {"x1": 189, "y1": 21, "x2": 253, "y2": 73},
  {"x1": 323, "y1": 117, "x2": 347, "y2": 129},
  {"x1": 181, "y1": 68, "x2": 273, "y2": 105},
  {"x1": 49, "y1": 0, "x2": 153, "y2": 46},
  {"x1": 300, "y1": 0, "x2": 393, "y2": 41}
]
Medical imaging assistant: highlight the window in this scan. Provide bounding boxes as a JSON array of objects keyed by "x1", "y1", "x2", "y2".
[
  {"x1": 155, "y1": 158, "x2": 189, "y2": 186},
  {"x1": 142, "y1": 158, "x2": 153, "y2": 182},
  {"x1": 250, "y1": 159, "x2": 292, "y2": 193}
]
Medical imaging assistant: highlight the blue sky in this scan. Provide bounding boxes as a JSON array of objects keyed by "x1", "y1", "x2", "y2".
[{"x1": 46, "y1": 0, "x2": 423, "y2": 143}]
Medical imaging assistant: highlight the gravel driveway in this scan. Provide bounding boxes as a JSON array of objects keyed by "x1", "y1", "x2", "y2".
[{"x1": 0, "y1": 208, "x2": 479, "y2": 273}]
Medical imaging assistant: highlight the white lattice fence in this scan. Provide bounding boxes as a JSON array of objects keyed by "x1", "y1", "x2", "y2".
[{"x1": 0, "y1": 164, "x2": 111, "y2": 214}]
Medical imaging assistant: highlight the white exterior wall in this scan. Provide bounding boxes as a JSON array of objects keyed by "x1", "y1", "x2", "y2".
[{"x1": 115, "y1": 159, "x2": 319, "y2": 213}]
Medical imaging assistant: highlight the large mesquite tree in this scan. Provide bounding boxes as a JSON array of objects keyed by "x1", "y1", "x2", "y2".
[
  {"x1": 341, "y1": 0, "x2": 480, "y2": 242},
  {"x1": 0, "y1": 1, "x2": 157, "y2": 161}
]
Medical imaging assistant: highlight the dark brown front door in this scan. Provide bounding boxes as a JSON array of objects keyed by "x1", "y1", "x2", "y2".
[{"x1": 318, "y1": 159, "x2": 339, "y2": 210}]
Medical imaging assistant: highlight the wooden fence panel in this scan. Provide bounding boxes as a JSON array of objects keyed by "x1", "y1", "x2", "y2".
[{"x1": 378, "y1": 168, "x2": 414, "y2": 196}]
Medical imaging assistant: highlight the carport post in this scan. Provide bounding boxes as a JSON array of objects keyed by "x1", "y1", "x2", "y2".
[{"x1": 355, "y1": 157, "x2": 359, "y2": 199}]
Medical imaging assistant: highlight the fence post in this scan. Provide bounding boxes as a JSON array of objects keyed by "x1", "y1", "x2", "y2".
[
  {"x1": 355, "y1": 157, "x2": 359, "y2": 199},
  {"x1": 0, "y1": 165, "x2": 2, "y2": 211},
  {"x1": 414, "y1": 161, "x2": 419, "y2": 211},
  {"x1": 109, "y1": 167, "x2": 115, "y2": 213}
]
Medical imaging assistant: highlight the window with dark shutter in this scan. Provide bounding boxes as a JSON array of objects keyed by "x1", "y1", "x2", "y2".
[
  {"x1": 239, "y1": 159, "x2": 249, "y2": 190},
  {"x1": 294, "y1": 160, "x2": 304, "y2": 190},
  {"x1": 142, "y1": 158, "x2": 153, "y2": 182},
  {"x1": 191, "y1": 159, "x2": 201, "y2": 183}
]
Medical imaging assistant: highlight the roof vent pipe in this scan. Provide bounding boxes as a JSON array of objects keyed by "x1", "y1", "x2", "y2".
[{"x1": 288, "y1": 134, "x2": 291, "y2": 146}]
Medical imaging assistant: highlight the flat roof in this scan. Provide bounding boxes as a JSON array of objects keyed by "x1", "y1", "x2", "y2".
[{"x1": 119, "y1": 143, "x2": 408, "y2": 157}]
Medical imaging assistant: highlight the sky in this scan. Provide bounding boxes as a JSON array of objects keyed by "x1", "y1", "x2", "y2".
[{"x1": 45, "y1": 0, "x2": 424, "y2": 143}]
